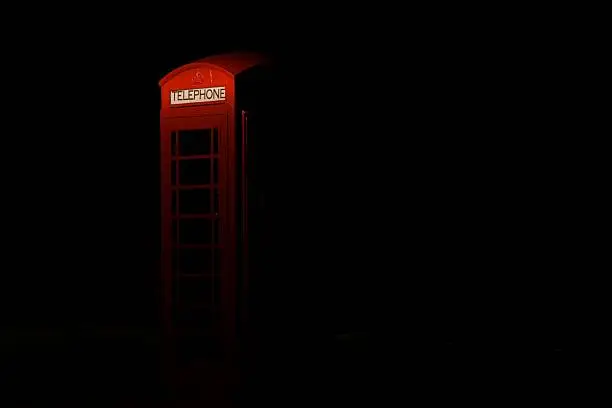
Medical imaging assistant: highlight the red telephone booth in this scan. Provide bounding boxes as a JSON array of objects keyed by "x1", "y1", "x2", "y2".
[{"x1": 159, "y1": 52, "x2": 269, "y2": 356}]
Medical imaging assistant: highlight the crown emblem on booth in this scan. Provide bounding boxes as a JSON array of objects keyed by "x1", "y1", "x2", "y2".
[{"x1": 192, "y1": 70, "x2": 204, "y2": 84}]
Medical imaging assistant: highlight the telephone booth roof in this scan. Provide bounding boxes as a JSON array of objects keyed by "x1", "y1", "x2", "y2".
[{"x1": 159, "y1": 52, "x2": 266, "y2": 86}]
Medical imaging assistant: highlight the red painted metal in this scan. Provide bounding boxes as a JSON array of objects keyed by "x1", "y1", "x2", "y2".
[
  {"x1": 159, "y1": 52, "x2": 265, "y2": 86},
  {"x1": 160, "y1": 53, "x2": 266, "y2": 356},
  {"x1": 241, "y1": 110, "x2": 249, "y2": 327}
]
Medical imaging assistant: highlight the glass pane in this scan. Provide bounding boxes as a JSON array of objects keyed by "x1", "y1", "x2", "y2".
[
  {"x1": 213, "y1": 128, "x2": 219, "y2": 153},
  {"x1": 171, "y1": 131, "x2": 177, "y2": 156},
  {"x1": 178, "y1": 129, "x2": 212, "y2": 156},
  {"x1": 212, "y1": 275, "x2": 220, "y2": 305},
  {"x1": 178, "y1": 189, "x2": 212, "y2": 214},
  {"x1": 171, "y1": 160, "x2": 176, "y2": 185},
  {"x1": 172, "y1": 246, "x2": 179, "y2": 273},
  {"x1": 178, "y1": 276, "x2": 215, "y2": 303},
  {"x1": 213, "y1": 219, "x2": 219, "y2": 244},
  {"x1": 213, "y1": 159, "x2": 218, "y2": 184},
  {"x1": 213, "y1": 248, "x2": 221, "y2": 274},
  {"x1": 173, "y1": 303, "x2": 214, "y2": 331},
  {"x1": 178, "y1": 218, "x2": 214, "y2": 245},
  {"x1": 213, "y1": 188, "x2": 219, "y2": 213},
  {"x1": 179, "y1": 159, "x2": 211, "y2": 186},
  {"x1": 172, "y1": 190, "x2": 177, "y2": 215},
  {"x1": 175, "y1": 248, "x2": 216, "y2": 275}
]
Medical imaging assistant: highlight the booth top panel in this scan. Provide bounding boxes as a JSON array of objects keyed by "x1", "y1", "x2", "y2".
[{"x1": 159, "y1": 52, "x2": 266, "y2": 86}]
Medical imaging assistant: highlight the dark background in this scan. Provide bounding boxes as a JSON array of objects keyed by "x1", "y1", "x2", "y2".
[{"x1": 0, "y1": 10, "x2": 594, "y2": 405}]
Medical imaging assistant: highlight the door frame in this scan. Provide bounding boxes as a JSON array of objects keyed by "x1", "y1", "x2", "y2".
[{"x1": 161, "y1": 113, "x2": 236, "y2": 345}]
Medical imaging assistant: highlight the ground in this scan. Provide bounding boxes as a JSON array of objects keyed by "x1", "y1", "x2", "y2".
[{"x1": 1, "y1": 327, "x2": 571, "y2": 406}]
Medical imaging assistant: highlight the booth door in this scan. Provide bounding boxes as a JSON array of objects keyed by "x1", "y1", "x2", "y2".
[{"x1": 164, "y1": 115, "x2": 228, "y2": 346}]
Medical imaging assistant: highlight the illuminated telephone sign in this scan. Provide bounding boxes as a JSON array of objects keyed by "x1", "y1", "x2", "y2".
[{"x1": 170, "y1": 86, "x2": 226, "y2": 105}]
